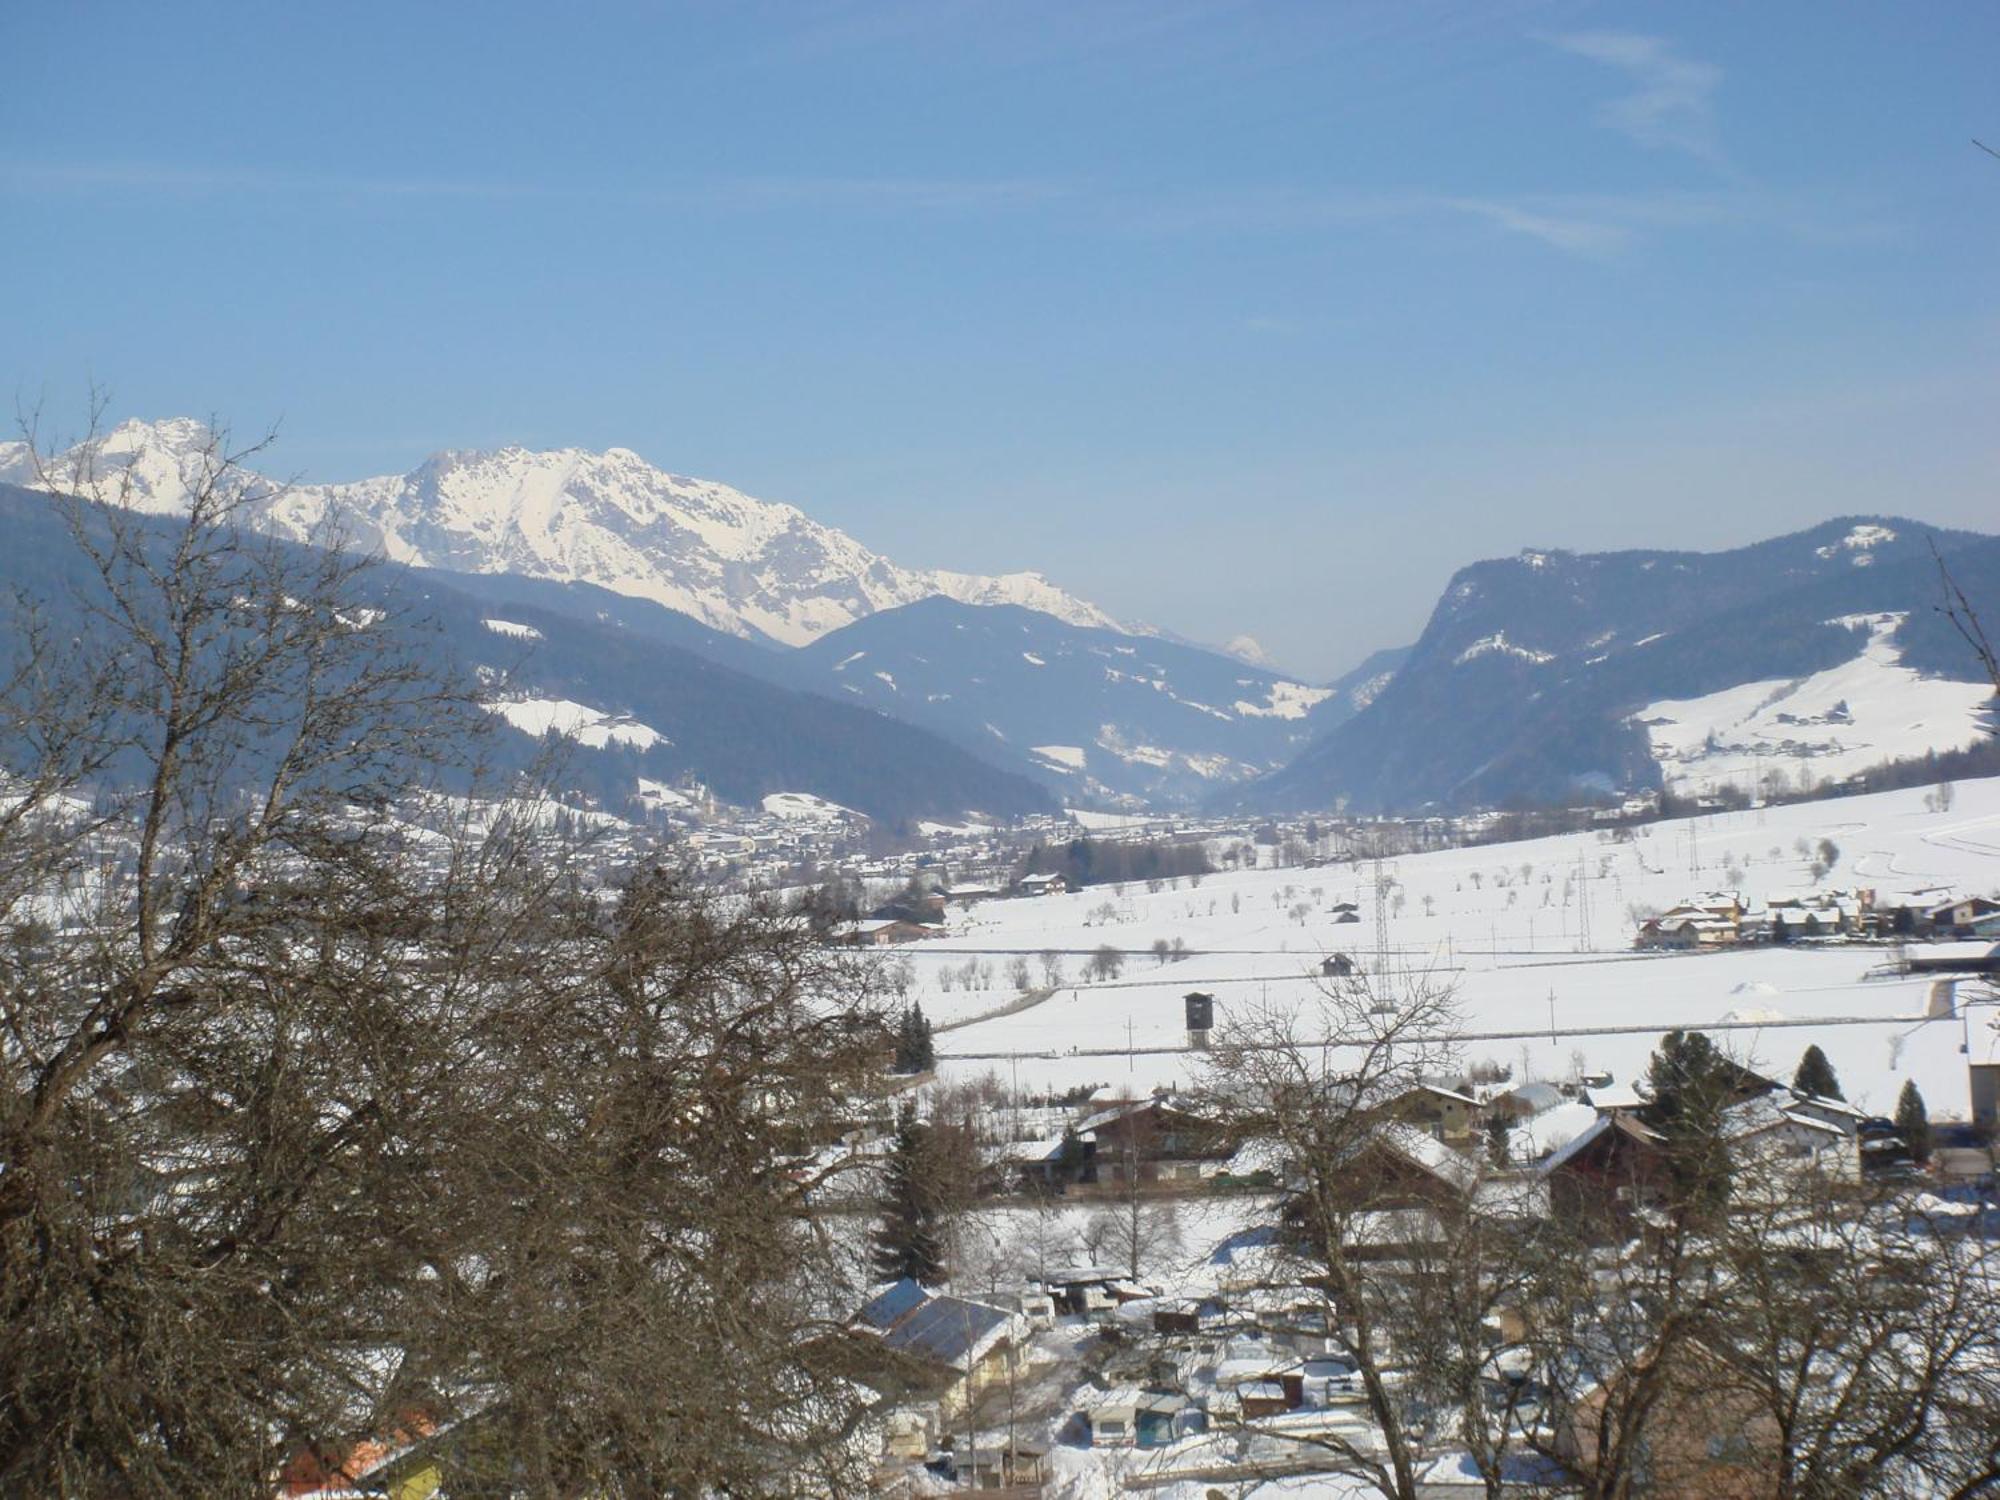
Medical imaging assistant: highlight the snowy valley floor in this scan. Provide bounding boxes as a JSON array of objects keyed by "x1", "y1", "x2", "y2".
[{"x1": 901, "y1": 776, "x2": 2000, "y2": 1129}]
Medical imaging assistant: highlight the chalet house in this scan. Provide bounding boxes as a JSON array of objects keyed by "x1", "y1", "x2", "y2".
[
  {"x1": 1320, "y1": 952, "x2": 1357, "y2": 978},
  {"x1": 1310, "y1": 1122, "x2": 1487, "y2": 1229},
  {"x1": 1778, "y1": 1088, "x2": 1867, "y2": 1139},
  {"x1": 1542, "y1": 1113, "x2": 1671, "y2": 1230},
  {"x1": 981, "y1": 1131, "x2": 1092, "y2": 1193},
  {"x1": 1015, "y1": 871, "x2": 1068, "y2": 897},
  {"x1": 852, "y1": 1279, "x2": 1026, "y2": 1422},
  {"x1": 1766, "y1": 888, "x2": 1873, "y2": 939},
  {"x1": 1076, "y1": 1096, "x2": 1232, "y2": 1184},
  {"x1": 1637, "y1": 892, "x2": 1749, "y2": 950},
  {"x1": 1635, "y1": 914, "x2": 1702, "y2": 951},
  {"x1": 1388, "y1": 1082, "x2": 1483, "y2": 1143},
  {"x1": 1724, "y1": 1094, "x2": 1861, "y2": 1187},
  {"x1": 1931, "y1": 894, "x2": 2000, "y2": 935}
]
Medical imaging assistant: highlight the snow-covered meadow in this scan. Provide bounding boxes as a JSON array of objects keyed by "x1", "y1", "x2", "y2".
[{"x1": 897, "y1": 779, "x2": 2000, "y2": 1121}]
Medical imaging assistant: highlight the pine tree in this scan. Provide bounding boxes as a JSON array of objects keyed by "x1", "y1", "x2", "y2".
[
  {"x1": 1792, "y1": 1044, "x2": 1843, "y2": 1101},
  {"x1": 890, "y1": 1004, "x2": 936, "y2": 1075},
  {"x1": 872, "y1": 1104, "x2": 947, "y2": 1285},
  {"x1": 1645, "y1": 1029, "x2": 1735, "y2": 1218},
  {"x1": 1054, "y1": 1124, "x2": 1088, "y2": 1184},
  {"x1": 1895, "y1": 1080, "x2": 1932, "y2": 1166}
]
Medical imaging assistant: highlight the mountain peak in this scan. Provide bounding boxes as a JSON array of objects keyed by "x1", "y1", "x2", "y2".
[
  {"x1": 102, "y1": 415, "x2": 215, "y2": 453},
  {"x1": 0, "y1": 416, "x2": 245, "y2": 516},
  {"x1": 7, "y1": 418, "x2": 1143, "y2": 649}
]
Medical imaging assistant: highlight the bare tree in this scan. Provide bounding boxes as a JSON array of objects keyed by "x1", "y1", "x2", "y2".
[
  {"x1": 0, "y1": 411, "x2": 896, "y2": 1496},
  {"x1": 1932, "y1": 538, "x2": 2000, "y2": 707},
  {"x1": 1192, "y1": 968, "x2": 1486, "y2": 1500},
  {"x1": 1083, "y1": 942, "x2": 1124, "y2": 982}
]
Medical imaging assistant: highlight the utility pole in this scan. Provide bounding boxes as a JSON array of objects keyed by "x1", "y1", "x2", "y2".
[
  {"x1": 1576, "y1": 845, "x2": 1592, "y2": 953},
  {"x1": 1372, "y1": 848, "x2": 1392, "y2": 981}
]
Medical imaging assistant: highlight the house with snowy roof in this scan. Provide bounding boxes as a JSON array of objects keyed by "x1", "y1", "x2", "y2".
[
  {"x1": 829, "y1": 917, "x2": 932, "y2": 946},
  {"x1": 1075, "y1": 1094, "x2": 1233, "y2": 1184},
  {"x1": 1387, "y1": 1081, "x2": 1484, "y2": 1143},
  {"x1": 1541, "y1": 1113, "x2": 1672, "y2": 1231},
  {"x1": 851, "y1": 1279, "x2": 1026, "y2": 1422},
  {"x1": 1931, "y1": 894, "x2": 2000, "y2": 935}
]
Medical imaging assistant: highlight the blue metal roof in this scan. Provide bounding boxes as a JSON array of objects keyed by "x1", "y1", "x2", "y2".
[{"x1": 857, "y1": 1277, "x2": 928, "y2": 1331}]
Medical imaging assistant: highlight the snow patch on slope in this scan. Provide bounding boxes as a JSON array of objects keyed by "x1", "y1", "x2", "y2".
[
  {"x1": 762, "y1": 791, "x2": 863, "y2": 820},
  {"x1": 482, "y1": 618, "x2": 544, "y2": 641},
  {"x1": 486, "y1": 697, "x2": 667, "y2": 750},
  {"x1": 1631, "y1": 613, "x2": 1991, "y2": 797},
  {"x1": 1455, "y1": 632, "x2": 1555, "y2": 667},
  {"x1": 1232, "y1": 679, "x2": 1335, "y2": 720},
  {"x1": 1817, "y1": 524, "x2": 1897, "y2": 562}
]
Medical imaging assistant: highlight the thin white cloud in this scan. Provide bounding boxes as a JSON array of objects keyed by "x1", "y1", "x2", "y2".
[
  {"x1": 1445, "y1": 198, "x2": 1633, "y2": 256},
  {"x1": 1547, "y1": 31, "x2": 1726, "y2": 166},
  {"x1": 13, "y1": 159, "x2": 1852, "y2": 261}
]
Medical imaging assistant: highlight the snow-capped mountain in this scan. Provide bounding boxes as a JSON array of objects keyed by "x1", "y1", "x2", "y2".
[
  {"x1": 0, "y1": 419, "x2": 1131, "y2": 647},
  {"x1": 1241, "y1": 518, "x2": 1999, "y2": 813},
  {"x1": 0, "y1": 477, "x2": 1053, "y2": 824},
  {"x1": 794, "y1": 597, "x2": 1360, "y2": 805}
]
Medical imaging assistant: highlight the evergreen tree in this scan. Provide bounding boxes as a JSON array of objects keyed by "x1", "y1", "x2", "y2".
[
  {"x1": 890, "y1": 1003, "x2": 936, "y2": 1075},
  {"x1": 1895, "y1": 1080, "x2": 1932, "y2": 1165},
  {"x1": 1054, "y1": 1125, "x2": 1088, "y2": 1185},
  {"x1": 1792, "y1": 1044, "x2": 1843, "y2": 1101},
  {"x1": 1770, "y1": 910, "x2": 1790, "y2": 944},
  {"x1": 1484, "y1": 1111, "x2": 1515, "y2": 1168},
  {"x1": 1645, "y1": 1029, "x2": 1736, "y2": 1218},
  {"x1": 872, "y1": 1104, "x2": 947, "y2": 1285}
]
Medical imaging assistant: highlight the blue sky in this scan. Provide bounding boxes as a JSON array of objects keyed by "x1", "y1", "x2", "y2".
[{"x1": 3, "y1": 1, "x2": 1995, "y2": 676}]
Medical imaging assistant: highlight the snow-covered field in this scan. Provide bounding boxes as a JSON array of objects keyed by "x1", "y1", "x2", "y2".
[
  {"x1": 1631, "y1": 612, "x2": 1992, "y2": 799},
  {"x1": 900, "y1": 778, "x2": 2000, "y2": 1122}
]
